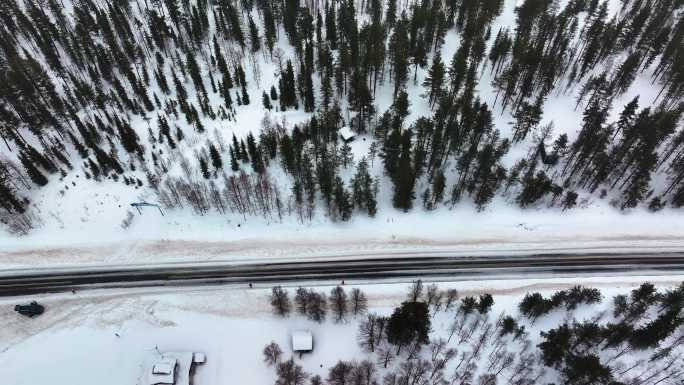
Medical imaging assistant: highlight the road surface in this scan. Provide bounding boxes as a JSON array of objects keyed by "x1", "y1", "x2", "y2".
[{"x1": 1, "y1": 252, "x2": 684, "y2": 296}]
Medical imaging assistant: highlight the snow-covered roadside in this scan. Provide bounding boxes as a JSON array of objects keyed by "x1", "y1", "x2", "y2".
[
  {"x1": 2, "y1": 198, "x2": 684, "y2": 269},
  {"x1": 1, "y1": 275, "x2": 683, "y2": 385}
]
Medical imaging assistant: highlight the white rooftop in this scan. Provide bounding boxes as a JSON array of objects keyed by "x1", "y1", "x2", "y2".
[
  {"x1": 339, "y1": 126, "x2": 355, "y2": 141},
  {"x1": 152, "y1": 362, "x2": 175, "y2": 375},
  {"x1": 292, "y1": 330, "x2": 313, "y2": 351},
  {"x1": 192, "y1": 352, "x2": 206, "y2": 364},
  {"x1": 149, "y1": 358, "x2": 176, "y2": 385},
  {"x1": 143, "y1": 352, "x2": 203, "y2": 385}
]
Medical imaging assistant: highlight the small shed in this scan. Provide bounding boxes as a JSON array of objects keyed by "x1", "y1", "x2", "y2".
[
  {"x1": 142, "y1": 352, "x2": 205, "y2": 385},
  {"x1": 192, "y1": 352, "x2": 206, "y2": 364},
  {"x1": 292, "y1": 330, "x2": 313, "y2": 353},
  {"x1": 339, "y1": 126, "x2": 355, "y2": 142},
  {"x1": 149, "y1": 358, "x2": 177, "y2": 385}
]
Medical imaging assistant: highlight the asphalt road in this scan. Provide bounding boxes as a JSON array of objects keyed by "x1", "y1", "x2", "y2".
[{"x1": 2, "y1": 252, "x2": 684, "y2": 297}]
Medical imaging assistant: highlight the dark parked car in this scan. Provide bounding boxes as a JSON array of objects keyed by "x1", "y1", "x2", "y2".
[{"x1": 14, "y1": 301, "x2": 45, "y2": 317}]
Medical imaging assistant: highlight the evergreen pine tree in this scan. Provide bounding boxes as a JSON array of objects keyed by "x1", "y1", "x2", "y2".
[
  {"x1": 229, "y1": 145, "x2": 240, "y2": 171},
  {"x1": 512, "y1": 97, "x2": 543, "y2": 142},
  {"x1": 392, "y1": 130, "x2": 416, "y2": 211},
  {"x1": 20, "y1": 152, "x2": 48, "y2": 186},
  {"x1": 333, "y1": 176, "x2": 353, "y2": 221},
  {"x1": 241, "y1": 85, "x2": 250, "y2": 105},
  {"x1": 263, "y1": 5, "x2": 278, "y2": 54},
  {"x1": 340, "y1": 141, "x2": 353, "y2": 168},
  {"x1": 262, "y1": 91, "x2": 272, "y2": 110},
  {"x1": 351, "y1": 158, "x2": 377, "y2": 217},
  {"x1": 249, "y1": 15, "x2": 261, "y2": 53},
  {"x1": 199, "y1": 157, "x2": 210, "y2": 179},
  {"x1": 423, "y1": 51, "x2": 445, "y2": 109},
  {"x1": 209, "y1": 144, "x2": 223, "y2": 171},
  {"x1": 246, "y1": 133, "x2": 264, "y2": 173},
  {"x1": 388, "y1": 18, "x2": 409, "y2": 97}
]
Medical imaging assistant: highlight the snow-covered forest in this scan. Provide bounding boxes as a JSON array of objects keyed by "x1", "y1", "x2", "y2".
[
  {"x1": 265, "y1": 281, "x2": 684, "y2": 385},
  {"x1": 1, "y1": 0, "x2": 683, "y2": 235}
]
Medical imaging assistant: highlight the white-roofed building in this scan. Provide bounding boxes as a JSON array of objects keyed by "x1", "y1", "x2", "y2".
[
  {"x1": 292, "y1": 330, "x2": 313, "y2": 353},
  {"x1": 192, "y1": 352, "x2": 206, "y2": 364},
  {"x1": 149, "y1": 358, "x2": 176, "y2": 385},
  {"x1": 339, "y1": 126, "x2": 355, "y2": 142},
  {"x1": 142, "y1": 352, "x2": 205, "y2": 385}
]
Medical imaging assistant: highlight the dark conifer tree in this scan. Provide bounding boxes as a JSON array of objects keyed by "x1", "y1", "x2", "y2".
[
  {"x1": 241, "y1": 85, "x2": 250, "y2": 105},
  {"x1": 248, "y1": 15, "x2": 261, "y2": 53},
  {"x1": 333, "y1": 176, "x2": 353, "y2": 222},
  {"x1": 115, "y1": 117, "x2": 141, "y2": 154},
  {"x1": 209, "y1": 144, "x2": 222, "y2": 171},
  {"x1": 351, "y1": 158, "x2": 377, "y2": 217},
  {"x1": 20, "y1": 152, "x2": 48, "y2": 186},
  {"x1": 392, "y1": 129, "x2": 416, "y2": 211},
  {"x1": 423, "y1": 51, "x2": 445, "y2": 109},
  {"x1": 185, "y1": 51, "x2": 206, "y2": 96},
  {"x1": 229, "y1": 145, "x2": 240, "y2": 172},
  {"x1": 262, "y1": 92, "x2": 272, "y2": 110},
  {"x1": 199, "y1": 157, "x2": 210, "y2": 179},
  {"x1": 325, "y1": 3, "x2": 337, "y2": 49},
  {"x1": 512, "y1": 97, "x2": 544, "y2": 142},
  {"x1": 388, "y1": 18, "x2": 410, "y2": 97},
  {"x1": 262, "y1": 5, "x2": 278, "y2": 55},
  {"x1": 246, "y1": 133, "x2": 264, "y2": 173},
  {"x1": 279, "y1": 60, "x2": 298, "y2": 110}
]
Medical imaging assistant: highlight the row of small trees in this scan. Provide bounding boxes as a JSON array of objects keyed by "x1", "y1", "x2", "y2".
[{"x1": 270, "y1": 285, "x2": 368, "y2": 323}]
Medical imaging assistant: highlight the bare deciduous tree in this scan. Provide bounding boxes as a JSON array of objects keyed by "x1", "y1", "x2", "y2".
[
  {"x1": 359, "y1": 313, "x2": 379, "y2": 352},
  {"x1": 330, "y1": 285, "x2": 348, "y2": 322},
  {"x1": 350, "y1": 360, "x2": 376, "y2": 385},
  {"x1": 477, "y1": 373, "x2": 497, "y2": 385},
  {"x1": 398, "y1": 359, "x2": 431, "y2": 385},
  {"x1": 295, "y1": 287, "x2": 310, "y2": 315},
  {"x1": 271, "y1": 286, "x2": 291, "y2": 316},
  {"x1": 263, "y1": 341, "x2": 283, "y2": 366},
  {"x1": 408, "y1": 280, "x2": 424, "y2": 302},
  {"x1": 310, "y1": 375, "x2": 323, "y2": 385},
  {"x1": 327, "y1": 361, "x2": 353, "y2": 385},
  {"x1": 350, "y1": 288, "x2": 368, "y2": 316},
  {"x1": 506, "y1": 353, "x2": 539, "y2": 385},
  {"x1": 428, "y1": 339, "x2": 456, "y2": 384},
  {"x1": 377, "y1": 343, "x2": 395, "y2": 369},
  {"x1": 444, "y1": 289, "x2": 459, "y2": 312},
  {"x1": 425, "y1": 284, "x2": 439, "y2": 308},
  {"x1": 383, "y1": 373, "x2": 397, "y2": 385},
  {"x1": 307, "y1": 291, "x2": 327, "y2": 322},
  {"x1": 276, "y1": 358, "x2": 308, "y2": 385},
  {"x1": 459, "y1": 315, "x2": 483, "y2": 345}
]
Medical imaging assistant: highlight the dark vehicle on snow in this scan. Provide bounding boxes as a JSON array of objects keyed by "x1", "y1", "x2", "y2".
[{"x1": 14, "y1": 301, "x2": 45, "y2": 317}]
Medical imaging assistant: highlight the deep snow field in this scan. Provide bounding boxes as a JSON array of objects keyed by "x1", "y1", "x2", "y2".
[{"x1": 1, "y1": 275, "x2": 683, "y2": 385}]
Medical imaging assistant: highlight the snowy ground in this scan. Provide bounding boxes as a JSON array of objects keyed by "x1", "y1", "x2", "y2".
[
  {"x1": 2, "y1": 0, "x2": 680, "y2": 268},
  {"x1": 3, "y1": 199, "x2": 684, "y2": 269},
  {"x1": 1, "y1": 275, "x2": 683, "y2": 385}
]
